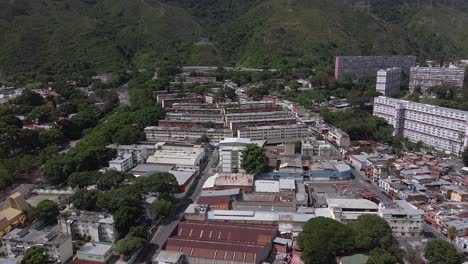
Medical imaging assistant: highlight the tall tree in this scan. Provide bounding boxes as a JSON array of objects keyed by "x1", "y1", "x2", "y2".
[
  {"x1": 116, "y1": 236, "x2": 145, "y2": 259},
  {"x1": 241, "y1": 144, "x2": 268, "y2": 174},
  {"x1": 349, "y1": 214, "x2": 393, "y2": 250},
  {"x1": 448, "y1": 226, "x2": 458, "y2": 244},
  {"x1": 298, "y1": 217, "x2": 356, "y2": 264},
  {"x1": 22, "y1": 246, "x2": 45, "y2": 264},
  {"x1": 33, "y1": 200, "x2": 59, "y2": 223},
  {"x1": 425, "y1": 239, "x2": 463, "y2": 264}
]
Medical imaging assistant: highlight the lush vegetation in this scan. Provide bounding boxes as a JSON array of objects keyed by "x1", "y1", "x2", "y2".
[
  {"x1": 32, "y1": 200, "x2": 59, "y2": 223},
  {"x1": 298, "y1": 215, "x2": 401, "y2": 264},
  {"x1": 2, "y1": 0, "x2": 468, "y2": 78},
  {"x1": 241, "y1": 144, "x2": 268, "y2": 174},
  {"x1": 424, "y1": 239, "x2": 463, "y2": 264},
  {"x1": 321, "y1": 108, "x2": 393, "y2": 142},
  {"x1": 22, "y1": 246, "x2": 46, "y2": 264}
]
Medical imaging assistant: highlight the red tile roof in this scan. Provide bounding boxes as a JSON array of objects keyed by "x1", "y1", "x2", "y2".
[
  {"x1": 165, "y1": 221, "x2": 276, "y2": 264},
  {"x1": 197, "y1": 195, "x2": 231, "y2": 206}
]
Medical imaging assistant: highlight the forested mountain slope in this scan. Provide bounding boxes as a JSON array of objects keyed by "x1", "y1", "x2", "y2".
[{"x1": 1, "y1": 0, "x2": 468, "y2": 78}]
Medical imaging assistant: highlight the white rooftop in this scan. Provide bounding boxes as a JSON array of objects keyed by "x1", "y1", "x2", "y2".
[
  {"x1": 279, "y1": 179, "x2": 295, "y2": 191},
  {"x1": 202, "y1": 175, "x2": 217, "y2": 189},
  {"x1": 255, "y1": 180, "x2": 280, "y2": 193},
  {"x1": 380, "y1": 200, "x2": 425, "y2": 216},
  {"x1": 327, "y1": 198, "x2": 379, "y2": 210},
  {"x1": 146, "y1": 147, "x2": 204, "y2": 166},
  {"x1": 78, "y1": 242, "x2": 112, "y2": 256},
  {"x1": 207, "y1": 210, "x2": 315, "y2": 223},
  {"x1": 153, "y1": 250, "x2": 184, "y2": 263}
]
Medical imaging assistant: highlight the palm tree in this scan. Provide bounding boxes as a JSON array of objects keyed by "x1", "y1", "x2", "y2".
[{"x1": 447, "y1": 226, "x2": 457, "y2": 244}]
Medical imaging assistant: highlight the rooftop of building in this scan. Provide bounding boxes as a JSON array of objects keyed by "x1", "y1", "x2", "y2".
[
  {"x1": 279, "y1": 179, "x2": 295, "y2": 191},
  {"x1": 254, "y1": 180, "x2": 280, "y2": 193},
  {"x1": 144, "y1": 126, "x2": 232, "y2": 133},
  {"x1": 237, "y1": 124, "x2": 307, "y2": 131},
  {"x1": 106, "y1": 144, "x2": 147, "y2": 150},
  {"x1": 380, "y1": 200, "x2": 424, "y2": 216},
  {"x1": 214, "y1": 173, "x2": 254, "y2": 187},
  {"x1": 109, "y1": 153, "x2": 132, "y2": 162},
  {"x1": 200, "y1": 189, "x2": 241, "y2": 197},
  {"x1": 376, "y1": 96, "x2": 468, "y2": 115},
  {"x1": 206, "y1": 209, "x2": 315, "y2": 223},
  {"x1": 310, "y1": 161, "x2": 351, "y2": 172},
  {"x1": 446, "y1": 218, "x2": 468, "y2": 231},
  {"x1": 168, "y1": 169, "x2": 195, "y2": 185},
  {"x1": 78, "y1": 242, "x2": 112, "y2": 256},
  {"x1": 60, "y1": 210, "x2": 114, "y2": 225},
  {"x1": 327, "y1": 198, "x2": 379, "y2": 210},
  {"x1": 4, "y1": 228, "x2": 70, "y2": 246},
  {"x1": 146, "y1": 145, "x2": 205, "y2": 166},
  {"x1": 198, "y1": 195, "x2": 231, "y2": 206},
  {"x1": 130, "y1": 163, "x2": 176, "y2": 177},
  {"x1": 153, "y1": 251, "x2": 184, "y2": 263}
]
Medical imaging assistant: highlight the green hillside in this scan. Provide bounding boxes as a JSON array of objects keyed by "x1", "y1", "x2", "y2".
[{"x1": 1, "y1": 0, "x2": 468, "y2": 78}]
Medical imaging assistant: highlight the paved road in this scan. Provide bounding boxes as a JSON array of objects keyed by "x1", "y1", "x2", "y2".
[
  {"x1": 136, "y1": 148, "x2": 219, "y2": 263},
  {"x1": 350, "y1": 168, "x2": 392, "y2": 204},
  {"x1": 59, "y1": 139, "x2": 81, "y2": 154}
]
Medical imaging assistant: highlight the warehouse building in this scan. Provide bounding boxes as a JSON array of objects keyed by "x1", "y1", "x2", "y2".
[{"x1": 165, "y1": 221, "x2": 276, "y2": 264}]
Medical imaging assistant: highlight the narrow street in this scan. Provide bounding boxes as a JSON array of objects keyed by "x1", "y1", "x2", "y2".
[{"x1": 350, "y1": 167, "x2": 393, "y2": 204}]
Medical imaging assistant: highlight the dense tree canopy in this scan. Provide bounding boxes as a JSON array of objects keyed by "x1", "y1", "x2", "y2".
[
  {"x1": 424, "y1": 239, "x2": 463, "y2": 264},
  {"x1": 298, "y1": 217, "x2": 356, "y2": 264},
  {"x1": 15, "y1": 91, "x2": 45, "y2": 107},
  {"x1": 349, "y1": 214, "x2": 393, "y2": 250},
  {"x1": 97, "y1": 171, "x2": 133, "y2": 191},
  {"x1": 22, "y1": 246, "x2": 46, "y2": 264},
  {"x1": 68, "y1": 171, "x2": 101, "y2": 188},
  {"x1": 241, "y1": 144, "x2": 268, "y2": 175},
  {"x1": 33, "y1": 200, "x2": 59, "y2": 222},
  {"x1": 116, "y1": 236, "x2": 145, "y2": 257},
  {"x1": 135, "y1": 173, "x2": 179, "y2": 194},
  {"x1": 70, "y1": 189, "x2": 99, "y2": 211},
  {"x1": 367, "y1": 249, "x2": 397, "y2": 264}
]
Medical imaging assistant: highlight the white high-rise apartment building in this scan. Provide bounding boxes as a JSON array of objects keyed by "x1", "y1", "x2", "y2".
[
  {"x1": 376, "y1": 67, "x2": 401, "y2": 96},
  {"x1": 409, "y1": 65, "x2": 465, "y2": 93},
  {"x1": 373, "y1": 96, "x2": 468, "y2": 154}
]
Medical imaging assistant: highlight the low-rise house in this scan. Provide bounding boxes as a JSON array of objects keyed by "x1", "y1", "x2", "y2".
[
  {"x1": 106, "y1": 144, "x2": 148, "y2": 165},
  {"x1": 58, "y1": 210, "x2": 118, "y2": 243},
  {"x1": 3, "y1": 228, "x2": 73, "y2": 263},
  {"x1": 108, "y1": 153, "x2": 133, "y2": 172},
  {"x1": 445, "y1": 218, "x2": 468, "y2": 237},
  {"x1": 74, "y1": 242, "x2": 113, "y2": 264},
  {"x1": 451, "y1": 189, "x2": 468, "y2": 202}
]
